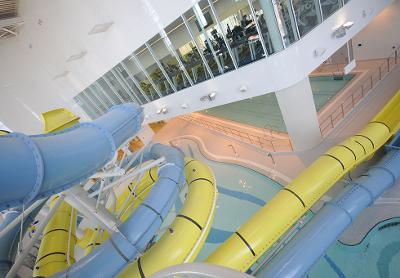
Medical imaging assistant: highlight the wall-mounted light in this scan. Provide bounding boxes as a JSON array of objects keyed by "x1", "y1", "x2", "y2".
[
  {"x1": 313, "y1": 47, "x2": 327, "y2": 57},
  {"x1": 156, "y1": 107, "x2": 168, "y2": 114},
  {"x1": 342, "y1": 21, "x2": 354, "y2": 29},
  {"x1": 239, "y1": 85, "x2": 248, "y2": 93},
  {"x1": 181, "y1": 103, "x2": 189, "y2": 109},
  {"x1": 200, "y1": 92, "x2": 217, "y2": 101},
  {"x1": 333, "y1": 21, "x2": 354, "y2": 39}
]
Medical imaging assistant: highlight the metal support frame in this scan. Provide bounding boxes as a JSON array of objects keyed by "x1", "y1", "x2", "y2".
[
  {"x1": 6, "y1": 195, "x2": 65, "y2": 278},
  {"x1": 88, "y1": 157, "x2": 166, "y2": 198},
  {"x1": 316, "y1": 0, "x2": 324, "y2": 21},
  {"x1": 160, "y1": 30, "x2": 194, "y2": 87},
  {"x1": 111, "y1": 68, "x2": 143, "y2": 105},
  {"x1": 181, "y1": 14, "x2": 214, "y2": 79},
  {"x1": 207, "y1": 0, "x2": 238, "y2": 69},
  {"x1": 247, "y1": 0, "x2": 269, "y2": 56},
  {"x1": 102, "y1": 75, "x2": 125, "y2": 103},
  {"x1": 145, "y1": 42, "x2": 177, "y2": 93},
  {"x1": 65, "y1": 187, "x2": 119, "y2": 233},
  {"x1": 0, "y1": 199, "x2": 46, "y2": 240},
  {"x1": 130, "y1": 53, "x2": 163, "y2": 98},
  {"x1": 192, "y1": 6, "x2": 224, "y2": 74}
]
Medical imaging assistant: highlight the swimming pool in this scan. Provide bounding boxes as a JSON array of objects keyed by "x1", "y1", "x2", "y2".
[
  {"x1": 202, "y1": 75, "x2": 354, "y2": 132},
  {"x1": 171, "y1": 138, "x2": 282, "y2": 261},
  {"x1": 308, "y1": 217, "x2": 400, "y2": 278}
]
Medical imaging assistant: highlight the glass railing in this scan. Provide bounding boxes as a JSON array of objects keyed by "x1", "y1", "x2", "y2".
[{"x1": 74, "y1": 0, "x2": 350, "y2": 119}]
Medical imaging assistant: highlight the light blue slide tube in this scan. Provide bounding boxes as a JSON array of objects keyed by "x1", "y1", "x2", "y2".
[
  {"x1": 0, "y1": 205, "x2": 43, "y2": 277},
  {"x1": 258, "y1": 144, "x2": 400, "y2": 278},
  {"x1": 0, "y1": 104, "x2": 143, "y2": 210},
  {"x1": 53, "y1": 143, "x2": 185, "y2": 278}
]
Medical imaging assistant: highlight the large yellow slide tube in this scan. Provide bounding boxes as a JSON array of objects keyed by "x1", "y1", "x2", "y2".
[
  {"x1": 206, "y1": 91, "x2": 400, "y2": 272},
  {"x1": 118, "y1": 158, "x2": 218, "y2": 278},
  {"x1": 33, "y1": 197, "x2": 77, "y2": 277}
]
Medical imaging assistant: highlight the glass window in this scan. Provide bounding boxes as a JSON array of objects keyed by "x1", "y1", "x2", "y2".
[
  {"x1": 113, "y1": 65, "x2": 146, "y2": 104},
  {"x1": 184, "y1": 7, "x2": 223, "y2": 76},
  {"x1": 270, "y1": 0, "x2": 299, "y2": 46},
  {"x1": 122, "y1": 55, "x2": 159, "y2": 101},
  {"x1": 196, "y1": 0, "x2": 238, "y2": 71},
  {"x1": 97, "y1": 77, "x2": 123, "y2": 104},
  {"x1": 292, "y1": 0, "x2": 322, "y2": 37},
  {"x1": 136, "y1": 45, "x2": 173, "y2": 96},
  {"x1": 104, "y1": 72, "x2": 132, "y2": 103},
  {"x1": 85, "y1": 88, "x2": 107, "y2": 112},
  {"x1": 166, "y1": 17, "x2": 211, "y2": 84},
  {"x1": 320, "y1": 0, "x2": 342, "y2": 19}
]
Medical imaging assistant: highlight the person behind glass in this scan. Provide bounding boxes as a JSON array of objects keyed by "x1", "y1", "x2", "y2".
[
  {"x1": 226, "y1": 24, "x2": 233, "y2": 39},
  {"x1": 241, "y1": 14, "x2": 251, "y2": 28}
]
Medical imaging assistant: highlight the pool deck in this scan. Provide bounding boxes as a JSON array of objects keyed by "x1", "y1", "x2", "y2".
[{"x1": 154, "y1": 63, "x2": 400, "y2": 245}]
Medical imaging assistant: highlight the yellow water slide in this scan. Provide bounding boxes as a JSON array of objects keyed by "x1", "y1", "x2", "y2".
[
  {"x1": 118, "y1": 158, "x2": 218, "y2": 277},
  {"x1": 206, "y1": 91, "x2": 400, "y2": 272},
  {"x1": 33, "y1": 109, "x2": 79, "y2": 277},
  {"x1": 33, "y1": 197, "x2": 77, "y2": 277}
]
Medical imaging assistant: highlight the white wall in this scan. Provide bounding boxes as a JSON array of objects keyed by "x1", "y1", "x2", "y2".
[
  {"x1": 353, "y1": 0, "x2": 400, "y2": 60},
  {"x1": 0, "y1": 0, "x2": 199, "y2": 133}
]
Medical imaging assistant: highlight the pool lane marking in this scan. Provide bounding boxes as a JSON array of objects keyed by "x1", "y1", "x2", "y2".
[{"x1": 324, "y1": 255, "x2": 347, "y2": 278}]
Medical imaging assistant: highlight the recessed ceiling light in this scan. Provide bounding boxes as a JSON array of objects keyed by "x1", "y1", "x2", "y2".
[
  {"x1": 88, "y1": 22, "x2": 114, "y2": 35},
  {"x1": 66, "y1": 51, "x2": 87, "y2": 62}
]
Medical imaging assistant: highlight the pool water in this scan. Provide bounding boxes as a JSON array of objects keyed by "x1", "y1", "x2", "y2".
[
  {"x1": 172, "y1": 138, "x2": 282, "y2": 261},
  {"x1": 202, "y1": 75, "x2": 354, "y2": 132},
  {"x1": 308, "y1": 218, "x2": 400, "y2": 278}
]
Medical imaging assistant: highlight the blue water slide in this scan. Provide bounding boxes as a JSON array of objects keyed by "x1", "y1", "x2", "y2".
[
  {"x1": 0, "y1": 206, "x2": 43, "y2": 277},
  {"x1": 53, "y1": 143, "x2": 185, "y2": 278},
  {"x1": 0, "y1": 104, "x2": 143, "y2": 210},
  {"x1": 257, "y1": 134, "x2": 400, "y2": 278}
]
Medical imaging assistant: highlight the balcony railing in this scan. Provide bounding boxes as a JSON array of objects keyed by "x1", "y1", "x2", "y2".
[
  {"x1": 180, "y1": 114, "x2": 293, "y2": 152},
  {"x1": 319, "y1": 48, "x2": 399, "y2": 137}
]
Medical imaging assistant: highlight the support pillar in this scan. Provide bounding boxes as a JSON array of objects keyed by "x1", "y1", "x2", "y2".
[{"x1": 276, "y1": 78, "x2": 321, "y2": 151}]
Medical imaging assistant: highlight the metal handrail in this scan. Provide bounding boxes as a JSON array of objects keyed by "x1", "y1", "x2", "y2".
[
  {"x1": 319, "y1": 47, "x2": 399, "y2": 137},
  {"x1": 180, "y1": 114, "x2": 293, "y2": 152}
]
